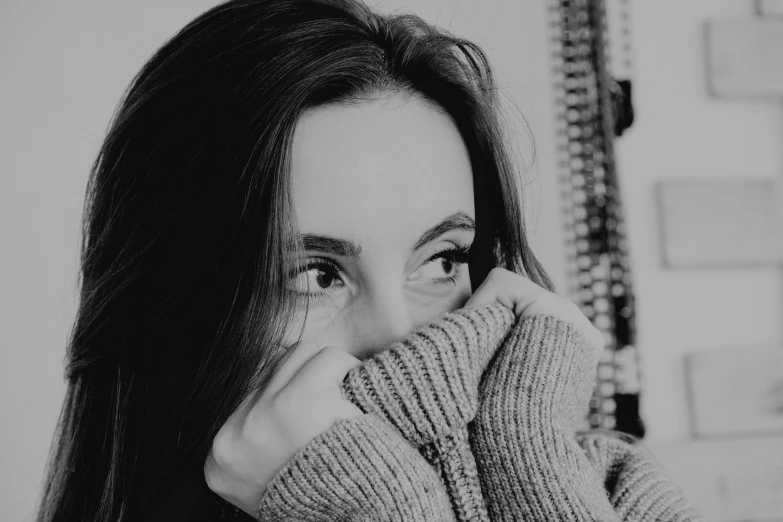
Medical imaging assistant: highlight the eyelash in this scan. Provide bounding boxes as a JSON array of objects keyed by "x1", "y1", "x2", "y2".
[
  {"x1": 290, "y1": 244, "x2": 472, "y2": 297},
  {"x1": 291, "y1": 258, "x2": 342, "y2": 292},
  {"x1": 424, "y1": 244, "x2": 471, "y2": 285},
  {"x1": 425, "y1": 244, "x2": 470, "y2": 265}
]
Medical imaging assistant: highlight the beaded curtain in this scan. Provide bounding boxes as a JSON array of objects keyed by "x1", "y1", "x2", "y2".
[{"x1": 548, "y1": 0, "x2": 645, "y2": 437}]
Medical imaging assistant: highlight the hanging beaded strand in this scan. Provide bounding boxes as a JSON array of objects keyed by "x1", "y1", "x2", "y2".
[{"x1": 548, "y1": 0, "x2": 645, "y2": 437}]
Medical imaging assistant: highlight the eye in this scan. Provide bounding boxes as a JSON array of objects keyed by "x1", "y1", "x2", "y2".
[
  {"x1": 290, "y1": 259, "x2": 345, "y2": 295},
  {"x1": 409, "y1": 245, "x2": 470, "y2": 284},
  {"x1": 418, "y1": 256, "x2": 458, "y2": 278}
]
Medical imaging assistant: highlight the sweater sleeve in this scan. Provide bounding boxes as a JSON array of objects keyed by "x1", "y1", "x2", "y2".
[
  {"x1": 471, "y1": 314, "x2": 701, "y2": 521},
  {"x1": 578, "y1": 432, "x2": 703, "y2": 521},
  {"x1": 257, "y1": 413, "x2": 456, "y2": 522}
]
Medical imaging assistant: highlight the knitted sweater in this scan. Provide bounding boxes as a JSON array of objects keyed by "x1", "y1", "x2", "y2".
[{"x1": 256, "y1": 304, "x2": 702, "y2": 521}]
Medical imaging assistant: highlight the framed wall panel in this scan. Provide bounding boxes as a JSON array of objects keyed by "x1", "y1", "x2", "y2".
[
  {"x1": 757, "y1": 0, "x2": 783, "y2": 16},
  {"x1": 685, "y1": 348, "x2": 783, "y2": 438},
  {"x1": 652, "y1": 436, "x2": 783, "y2": 521},
  {"x1": 656, "y1": 180, "x2": 783, "y2": 268},
  {"x1": 705, "y1": 19, "x2": 783, "y2": 97}
]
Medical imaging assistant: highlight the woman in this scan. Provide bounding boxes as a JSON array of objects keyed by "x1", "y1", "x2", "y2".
[{"x1": 37, "y1": 0, "x2": 701, "y2": 520}]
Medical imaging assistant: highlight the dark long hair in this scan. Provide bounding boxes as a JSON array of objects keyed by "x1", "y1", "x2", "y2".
[{"x1": 37, "y1": 0, "x2": 553, "y2": 520}]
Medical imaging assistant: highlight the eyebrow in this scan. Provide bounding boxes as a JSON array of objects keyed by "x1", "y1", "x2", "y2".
[
  {"x1": 299, "y1": 234, "x2": 362, "y2": 257},
  {"x1": 297, "y1": 211, "x2": 476, "y2": 258},
  {"x1": 412, "y1": 211, "x2": 475, "y2": 251}
]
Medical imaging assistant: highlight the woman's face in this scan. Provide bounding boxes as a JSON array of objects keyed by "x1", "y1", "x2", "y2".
[{"x1": 286, "y1": 93, "x2": 475, "y2": 359}]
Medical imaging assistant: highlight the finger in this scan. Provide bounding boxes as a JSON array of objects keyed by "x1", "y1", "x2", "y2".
[
  {"x1": 265, "y1": 340, "x2": 325, "y2": 395},
  {"x1": 222, "y1": 341, "x2": 324, "y2": 428},
  {"x1": 463, "y1": 283, "x2": 498, "y2": 309},
  {"x1": 464, "y1": 268, "x2": 515, "y2": 308},
  {"x1": 466, "y1": 268, "x2": 549, "y2": 316},
  {"x1": 289, "y1": 345, "x2": 361, "y2": 389},
  {"x1": 203, "y1": 447, "x2": 225, "y2": 495}
]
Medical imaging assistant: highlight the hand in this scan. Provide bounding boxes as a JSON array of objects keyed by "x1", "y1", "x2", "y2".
[
  {"x1": 204, "y1": 342, "x2": 362, "y2": 516},
  {"x1": 464, "y1": 267, "x2": 604, "y2": 367}
]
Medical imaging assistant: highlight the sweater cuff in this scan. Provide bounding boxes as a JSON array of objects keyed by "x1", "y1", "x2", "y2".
[
  {"x1": 577, "y1": 432, "x2": 705, "y2": 521},
  {"x1": 483, "y1": 313, "x2": 598, "y2": 431},
  {"x1": 257, "y1": 413, "x2": 455, "y2": 521}
]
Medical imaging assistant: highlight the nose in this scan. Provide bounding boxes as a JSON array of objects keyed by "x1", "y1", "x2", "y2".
[{"x1": 350, "y1": 282, "x2": 413, "y2": 359}]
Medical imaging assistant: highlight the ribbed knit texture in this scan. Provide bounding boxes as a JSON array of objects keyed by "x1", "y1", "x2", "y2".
[
  {"x1": 257, "y1": 304, "x2": 703, "y2": 521},
  {"x1": 340, "y1": 305, "x2": 514, "y2": 521},
  {"x1": 578, "y1": 432, "x2": 698, "y2": 521},
  {"x1": 257, "y1": 413, "x2": 455, "y2": 521},
  {"x1": 472, "y1": 314, "x2": 622, "y2": 520}
]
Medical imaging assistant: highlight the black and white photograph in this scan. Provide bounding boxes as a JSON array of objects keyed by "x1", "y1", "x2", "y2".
[{"x1": 1, "y1": 1, "x2": 782, "y2": 521}]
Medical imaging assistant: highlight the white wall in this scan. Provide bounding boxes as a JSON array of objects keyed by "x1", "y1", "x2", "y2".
[
  {"x1": 618, "y1": 0, "x2": 783, "y2": 444},
  {"x1": 618, "y1": 2, "x2": 783, "y2": 516}
]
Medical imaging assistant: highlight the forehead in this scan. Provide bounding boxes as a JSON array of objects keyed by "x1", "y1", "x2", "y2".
[{"x1": 289, "y1": 94, "x2": 475, "y2": 247}]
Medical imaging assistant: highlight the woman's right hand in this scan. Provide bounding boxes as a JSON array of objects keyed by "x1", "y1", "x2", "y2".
[
  {"x1": 464, "y1": 267, "x2": 604, "y2": 368},
  {"x1": 203, "y1": 342, "x2": 362, "y2": 517}
]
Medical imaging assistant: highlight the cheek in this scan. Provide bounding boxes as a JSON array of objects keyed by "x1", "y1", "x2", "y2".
[
  {"x1": 283, "y1": 304, "x2": 352, "y2": 350},
  {"x1": 281, "y1": 270, "x2": 473, "y2": 354},
  {"x1": 407, "y1": 273, "x2": 473, "y2": 327}
]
